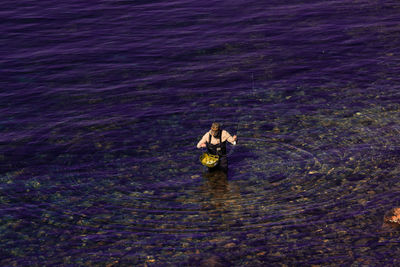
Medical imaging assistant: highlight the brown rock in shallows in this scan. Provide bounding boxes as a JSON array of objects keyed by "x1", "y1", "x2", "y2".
[
  {"x1": 383, "y1": 207, "x2": 400, "y2": 230},
  {"x1": 185, "y1": 254, "x2": 231, "y2": 267}
]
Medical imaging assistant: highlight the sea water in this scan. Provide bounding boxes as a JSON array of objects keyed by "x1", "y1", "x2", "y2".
[{"x1": 2, "y1": 0, "x2": 400, "y2": 265}]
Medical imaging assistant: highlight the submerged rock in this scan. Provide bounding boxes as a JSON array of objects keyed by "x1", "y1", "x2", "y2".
[
  {"x1": 383, "y1": 207, "x2": 400, "y2": 230},
  {"x1": 185, "y1": 254, "x2": 231, "y2": 267}
]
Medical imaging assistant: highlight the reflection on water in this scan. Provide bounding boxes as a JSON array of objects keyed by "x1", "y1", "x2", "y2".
[
  {"x1": 203, "y1": 170, "x2": 230, "y2": 198},
  {"x1": 202, "y1": 170, "x2": 243, "y2": 220}
]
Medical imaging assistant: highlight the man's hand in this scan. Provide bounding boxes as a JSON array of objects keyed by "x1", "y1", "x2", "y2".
[
  {"x1": 232, "y1": 135, "x2": 238, "y2": 145},
  {"x1": 200, "y1": 143, "x2": 206, "y2": 148}
]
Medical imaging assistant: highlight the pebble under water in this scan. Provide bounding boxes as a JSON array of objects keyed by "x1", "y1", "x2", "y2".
[{"x1": 2, "y1": 0, "x2": 400, "y2": 266}]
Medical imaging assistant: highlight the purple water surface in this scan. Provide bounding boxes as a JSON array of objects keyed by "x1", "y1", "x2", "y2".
[{"x1": 2, "y1": 0, "x2": 400, "y2": 265}]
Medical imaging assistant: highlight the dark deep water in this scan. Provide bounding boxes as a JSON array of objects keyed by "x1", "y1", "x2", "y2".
[{"x1": 2, "y1": 0, "x2": 400, "y2": 266}]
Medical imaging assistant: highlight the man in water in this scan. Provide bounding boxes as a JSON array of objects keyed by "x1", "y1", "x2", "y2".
[{"x1": 197, "y1": 122, "x2": 237, "y2": 173}]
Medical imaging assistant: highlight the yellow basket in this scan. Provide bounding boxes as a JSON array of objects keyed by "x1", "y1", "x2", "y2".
[{"x1": 199, "y1": 153, "x2": 219, "y2": 167}]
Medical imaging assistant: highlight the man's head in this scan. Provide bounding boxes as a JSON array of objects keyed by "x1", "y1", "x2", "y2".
[{"x1": 210, "y1": 122, "x2": 221, "y2": 137}]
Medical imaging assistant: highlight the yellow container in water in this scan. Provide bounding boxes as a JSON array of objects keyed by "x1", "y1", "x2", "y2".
[{"x1": 199, "y1": 153, "x2": 219, "y2": 167}]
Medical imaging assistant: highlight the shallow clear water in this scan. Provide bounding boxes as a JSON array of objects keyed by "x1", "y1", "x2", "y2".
[{"x1": 2, "y1": 0, "x2": 400, "y2": 265}]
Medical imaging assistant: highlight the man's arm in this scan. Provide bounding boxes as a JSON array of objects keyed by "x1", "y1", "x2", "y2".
[
  {"x1": 222, "y1": 130, "x2": 237, "y2": 145},
  {"x1": 197, "y1": 132, "x2": 209, "y2": 148}
]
